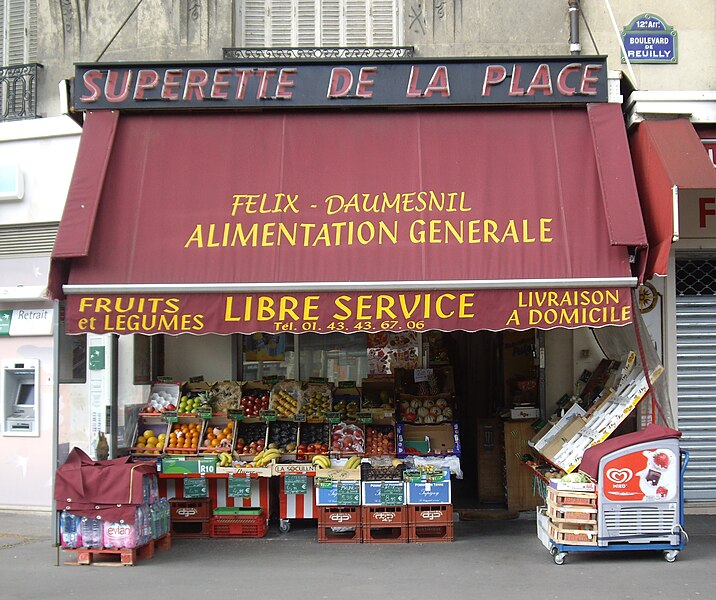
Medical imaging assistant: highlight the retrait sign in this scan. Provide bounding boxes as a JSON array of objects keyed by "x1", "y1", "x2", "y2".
[{"x1": 73, "y1": 57, "x2": 609, "y2": 110}]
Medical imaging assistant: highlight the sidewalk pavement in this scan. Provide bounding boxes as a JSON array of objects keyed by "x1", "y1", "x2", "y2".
[{"x1": 1, "y1": 510, "x2": 715, "y2": 600}]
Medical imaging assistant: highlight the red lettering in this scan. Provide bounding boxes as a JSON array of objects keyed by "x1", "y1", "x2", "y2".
[
  {"x1": 161, "y1": 69, "x2": 183, "y2": 100},
  {"x1": 700, "y1": 197, "x2": 716, "y2": 228},
  {"x1": 328, "y1": 67, "x2": 353, "y2": 98},
  {"x1": 423, "y1": 66, "x2": 450, "y2": 97},
  {"x1": 104, "y1": 70, "x2": 133, "y2": 102},
  {"x1": 183, "y1": 69, "x2": 210, "y2": 100},
  {"x1": 406, "y1": 66, "x2": 422, "y2": 97},
  {"x1": 556, "y1": 63, "x2": 580, "y2": 95},
  {"x1": 210, "y1": 68, "x2": 233, "y2": 99},
  {"x1": 80, "y1": 70, "x2": 103, "y2": 102},
  {"x1": 482, "y1": 65, "x2": 506, "y2": 96},
  {"x1": 234, "y1": 69, "x2": 252, "y2": 100},
  {"x1": 356, "y1": 67, "x2": 376, "y2": 98},
  {"x1": 509, "y1": 65, "x2": 525, "y2": 96},
  {"x1": 134, "y1": 69, "x2": 160, "y2": 100},
  {"x1": 275, "y1": 68, "x2": 297, "y2": 99},
  {"x1": 255, "y1": 68, "x2": 277, "y2": 99},
  {"x1": 525, "y1": 64, "x2": 553, "y2": 96},
  {"x1": 579, "y1": 64, "x2": 602, "y2": 95}
]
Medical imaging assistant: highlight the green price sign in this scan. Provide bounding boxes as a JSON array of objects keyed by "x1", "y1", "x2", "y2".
[
  {"x1": 198, "y1": 407, "x2": 212, "y2": 419},
  {"x1": 337, "y1": 481, "x2": 360, "y2": 505},
  {"x1": 285, "y1": 473, "x2": 307, "y2": 494},
  {"x1": 380, "y1": 482, "x2": 404, "y2": 506},
  {"x1": 325, "y1": 412, "x2": 341, "y2": 423},
  {"x1": 260, "y1": 410, "x2": 277, "y2": 422},
  {"x1": 294, "y1": 413, "x2": 307, "y2": 423},
  {"x1": 227, "y1": 409, "x2": 244, "y2": 421},
  {"x1": 228, "y1": 475, "x2": 252, "y2": 498},
  {"x1": 162, "y1": 410, "x2": 178, "y2": 423},
  {"x1": 315, "y1": 476, "x2": 333, "y2": 489},
  {"x1": 183, "y1": 477, "x2": 208, "y2": 498},
  {"x1": 356, "y1": 412, "x2": 373, "y2": 423}
]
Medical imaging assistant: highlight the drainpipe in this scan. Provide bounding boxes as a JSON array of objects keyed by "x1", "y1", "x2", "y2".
[{"x1": 568, "y1": 0, "x2": 581, "y2": 55}]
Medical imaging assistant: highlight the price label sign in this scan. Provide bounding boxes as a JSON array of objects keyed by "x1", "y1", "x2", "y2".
[
  {"x1": 294, "y1": 413, "x2": 307, "y2": 423},
  {"x1": 198, "y1": 407, "x2": 212, "y2": 419},
  {"x1": 337, "y1": 481, "x2": 360, "y2": 505},
  {"x1": 325, "y1": 412, "x2": 341, "y2": 424},
  {"x1": 162, "y1": 410, "x2": 178, "y2": 423},
  {"x1": 183, "y1": 477, "x2": 208, "y2": 498},
  {"x1": 314, "y1": 476, "x2": 333, "y2": 489},
  {"x1": 227, "y1": 409, "x2": 244, "y2": 421},
  {"x1": 228, "y1": 475, "x2": 252, "y2": 498},
  {"x1": 285, "y1": 473, "x2": 308, "y2": 494},
  {"x1": 356, "y1": 412, "x2": 373, "y2": 424},
  {"x1": 260, "y1": 410, "x2": 277, "y2": 422},
  {"x1": 380, "y1": 482, "x2": 404, "y2": 506}
]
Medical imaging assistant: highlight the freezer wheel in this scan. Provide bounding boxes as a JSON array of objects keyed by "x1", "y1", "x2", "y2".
[
  {"x1": 663, "y1": 550, "x2": 679, "y2": 563},
  {"x1": 279, "y1": 519, "x2": 291, "y2": 533},
  {"x1": 553, "y1": 552, "x2": 566, "y2": 565}
]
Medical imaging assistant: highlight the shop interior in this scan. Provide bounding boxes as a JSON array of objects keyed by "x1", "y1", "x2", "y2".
[{"x1": 113, "y1": 328, "x2": 625, "y2": 513}]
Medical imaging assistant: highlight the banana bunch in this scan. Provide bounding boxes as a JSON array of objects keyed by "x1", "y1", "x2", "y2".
[
  {"x1": 344, "y1": 456, "x2": 362, "y2": 469},
  {"x1": 311, "y1": 454, "x2": 331, "y2": 469},
  {"x1": 253, "y1": 448, "x2": 282, "y2": 467},
  {"x1": 218, "y1": 452, "x2": 233, "y2": 467}
]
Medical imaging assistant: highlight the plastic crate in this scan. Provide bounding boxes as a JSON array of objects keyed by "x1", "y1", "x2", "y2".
[
  {"x1": 408, "y1": 503, "x2": 453, "y2": 526},
  {"x1": 318, "y1": 506, "x2": 361, "y2": 528},
  {"x1": 362, "y1": 505, "x2": 408, "y2": 528},
  {"x1": 409, "y1": 521, "x2": 454, "y2": 543},
  {"x1": 170, "y1": 519, "x2": 210, "y2": 538},
  {"x1": 213, "y1": 506, "x2": 263, "y2": 517},
  {"x1": 169, "y1": 497, "x2": 211, "y2": 521},
  {"x1": 362, "y1": 524, "x2": 409, "y2": 543},
  {"x1": 210, "y1": 513, "x2": 267, "y2": 538},
  {"x1": 317, "y1": 525, "x2": 362, "y2": 543}
]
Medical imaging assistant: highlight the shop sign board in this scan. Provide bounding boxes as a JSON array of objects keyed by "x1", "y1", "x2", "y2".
[
  {"x1": 678, "y1": 190, "x2": 716, "y2": 239},
  {"x1": 73, "y1": 57, "x2": 608, "y2": 111},
  {"x1": 0, "y1": 308, "x2": 53, "y2": 336},
  {"x1": 621, "y1": 14, "x2": 677, "y2": 64},
  {"x1": 66, "y1": 288, "x2": 633, "y2": 335}
]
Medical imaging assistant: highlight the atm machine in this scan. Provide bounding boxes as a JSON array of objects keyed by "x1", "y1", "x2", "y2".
[{"x1": 2, "y1": 359, "x2": 39, "y2": 436}]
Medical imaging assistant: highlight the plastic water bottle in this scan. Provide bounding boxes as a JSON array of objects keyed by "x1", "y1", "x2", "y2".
[
  {"x1": 158, "y1": 498, "x2": 170, "y2": 536},
  {"x1": 142, "y1": 476, "x2": 151, "y2": 504},
  {"x1": 80, "y1": 517, "x2": 103, "y2": 548},
  {"x1": 149, "y1": 503, "x2": 159, "y2": 540},
  {"x1": 60, "y1": 511, "x2": 81, "y2": 549},
  {"x1": 149, "y1": 475, "x2": 159, "y2": 504},
  {"x1": 142, "y1": 503, "x2": 153, "y2": 543},
  {"x1": 103, "y1": 520, "x2": 135, "y2": 549}
]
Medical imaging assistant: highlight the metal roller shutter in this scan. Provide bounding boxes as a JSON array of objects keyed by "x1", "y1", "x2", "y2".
[{"x1": 676, "y1": 257, "x2": 716, "y2": 502}]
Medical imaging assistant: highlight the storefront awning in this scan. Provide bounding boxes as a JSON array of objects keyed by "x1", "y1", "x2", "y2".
[
  {"x1": 50, "y1": 104, "x2": 646, "y2": 334},
  {"x1": 629, "y1": 118, "x2": 716, "y2": 279}
]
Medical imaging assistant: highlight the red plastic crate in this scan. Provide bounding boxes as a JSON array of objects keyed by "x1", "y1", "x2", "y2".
[
  {"x1": 318, "y1": 506, "x2": 362, "y2": 528},
  {"x1": 362, "y1": 524, "x2": 409, "y2": 543},
  {"x1": 409, "y1": 521, "x2": 454, "y2": 543},
  {"x1": 210, "y1": 514, "x2": 267, "y2": 538},
  {"x1": 317, "y1": 525, "x2": 362, "y2": 543},
  {"x1": 362, "y1": 505, "x2": 408, "y2": 528},
  {"x1": 169, "y1": 497, "x2": 211, "y2": 521},
  {"x1": 170, "y1": 519, "x2": 210, "y2": 538},
  {"x1": 408, "y1": 504, "x2": 453, "y2": 527}
]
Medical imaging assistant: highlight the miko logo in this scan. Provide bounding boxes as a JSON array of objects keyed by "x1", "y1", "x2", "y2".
[
  {"x1": 177, "y1": 507, "x2": 198, "y2": 518},
  {"x1": 329, "y1": 513, "x2": 351, "y2": 523},
  {"x1": 420, "y1": 510, "x2": 443, "y2": 521},
  {"x1": 606, "y1": 468, "x2": 633, "y2": 486}
]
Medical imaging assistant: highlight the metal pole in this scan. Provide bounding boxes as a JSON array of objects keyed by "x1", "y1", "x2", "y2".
[
  {"x1": 568, "y1": 0, "x2": 581, "y2": 55},
  {"x1": 51, "y1": 300, "x2": 60, "y2": 566}
]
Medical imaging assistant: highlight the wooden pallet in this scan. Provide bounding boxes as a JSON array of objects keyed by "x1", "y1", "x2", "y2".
[{"x1": 63, "y1": 534, "x2": 172, "y2": 567}]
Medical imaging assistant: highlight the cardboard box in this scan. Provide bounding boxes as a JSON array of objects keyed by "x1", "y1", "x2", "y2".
[
  {"x1": 536, "y1": 506, "x2": 553, "y2": 551},
  {"x1": 406, "y1": 479, "x2": 452, "y2": 504},
  {"x1": 534, "y1": 403, "x2": 586, "y2": 452},
  {"x1": 396, "y1": 422, "x2": 461, "y2": 456},
  {"x1": 510, "y1": 407, "x2": 540, "y2": 420},
  {"x1": 361, "y1": 481, "x2": 406, "y2": 506},
  {"x1": 160, "y1": 456, "x2": 217, "y2": 474},
  {"x1": 538, "y1": 417, "x2": 587, "y2": 463}
]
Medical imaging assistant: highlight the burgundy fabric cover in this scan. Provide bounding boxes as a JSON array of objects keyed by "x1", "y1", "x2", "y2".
[
  {"x1": 54, "y1": 447, "x2": 157, "y2": 507},
  {"x1": 580, "y1": 424, "x2": 681, "y2": 480}
]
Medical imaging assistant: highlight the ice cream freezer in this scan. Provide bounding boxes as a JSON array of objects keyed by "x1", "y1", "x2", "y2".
[{"x1": 548, "y1": 425, "x2": 689, "y2": 565}]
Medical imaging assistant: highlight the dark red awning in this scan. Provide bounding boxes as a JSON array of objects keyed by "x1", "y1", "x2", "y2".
[
  {"x1": 51, "y1": 106, "x2": 646, "y2": 334},
  {"x1": 629, "y1": 118, "x2": 716, "y2": 279}
]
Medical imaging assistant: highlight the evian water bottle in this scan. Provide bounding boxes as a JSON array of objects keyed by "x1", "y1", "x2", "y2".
[{"x1": 102, "y1": 520, "x2": 136, "y2": 549}]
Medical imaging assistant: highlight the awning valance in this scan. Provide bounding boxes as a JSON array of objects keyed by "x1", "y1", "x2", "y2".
[
  {"x1": 51, "y1": 105, "x2": 646, "y2": 334},
  {"x1": 629, "y1": 118, "x2": 716, "y2": 279}
]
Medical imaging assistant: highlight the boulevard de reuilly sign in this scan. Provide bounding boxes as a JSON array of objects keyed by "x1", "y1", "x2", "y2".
[{"x1": 72, "y1": 56, "x2": 609, "y2": 111}]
